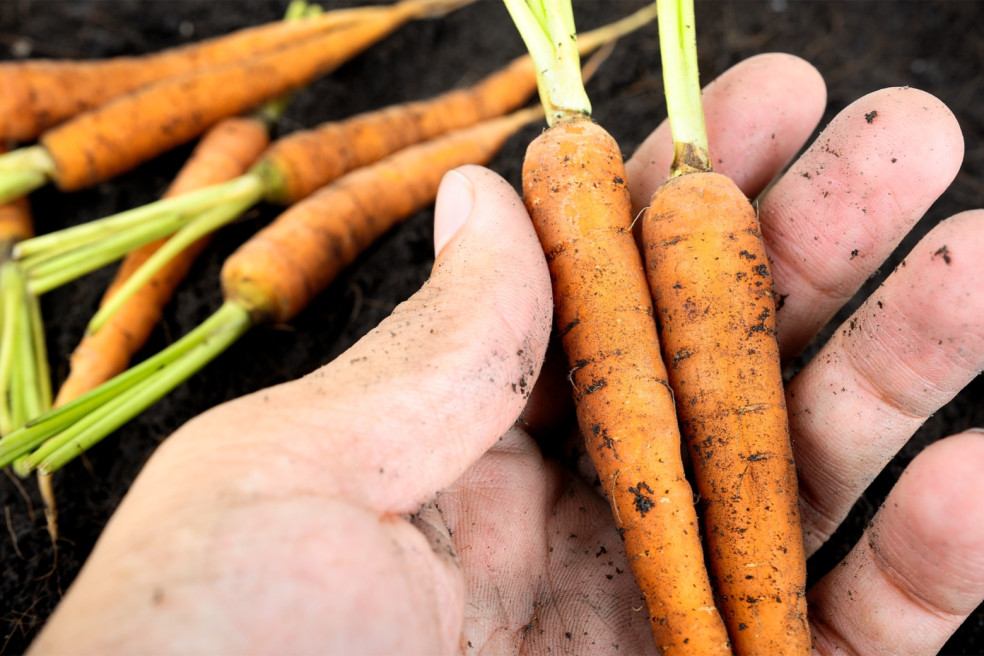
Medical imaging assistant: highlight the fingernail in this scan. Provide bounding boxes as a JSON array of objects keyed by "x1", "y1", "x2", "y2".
[
  {"x1": 433, "y1": 169, "x2": 474, "y2": 256},
  {"x1": 964, "y1": 427, "x2": 984, "y2": 435}
]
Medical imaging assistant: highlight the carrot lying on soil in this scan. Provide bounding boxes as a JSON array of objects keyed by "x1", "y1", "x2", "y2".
[
  {"x1": 0, "y1": 2, "x2": 381, "y2": 143},
  {"x1": 640, "y1": 1, "x2": 810, "y2": 653},
  {"x1": 0, "y1": 105, "x2": 543, "y2": 475},
  {"x1": 53, "y1": 113, "x2": 274, "y2": 406},
  {"x1": 10, "y1": 3, "x2": 657, "y2": 324},
  {"x1": 0, "y1": 0, "x2": 473, "y2": 203},
  {"x1": 503, "y1": 1, "x2": 731, "y2": 653}
]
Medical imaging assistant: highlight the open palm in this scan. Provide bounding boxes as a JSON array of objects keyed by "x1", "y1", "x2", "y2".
[{"x1": 29, "y1": 54, "x2": 984, "y2": 655}]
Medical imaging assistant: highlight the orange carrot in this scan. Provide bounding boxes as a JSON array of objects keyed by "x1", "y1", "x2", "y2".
[
  {"x1": 523, "y1": 119, "x2": 731, "y2": 655},
  {"x1": 0, "y1": 194, "x2": 32, "y2": 258},
  {"x1": 0, "y1": 106, "x2": 543, "y2": 475},
  {"x1": 0, "y1": 0, "x2": 472, "y2": 201},
  {"x1": 253, "y1": 6, "x2": 652, "y2": 205},
  {"x1": 224, "y1": 106, "x2": 543, "y2": 325},
  {"x1": 504, "y1": 1, "x2": 730, "y2": 652},
  {"x1": 0, "y1": 3, "x2": 377, "y2": 143},
  {"x1": 53, "y1": 115, "x2": 272, "y2": 406},
  {"x1": 639, "y1": 1, "x2": 810, "y2": 653},
  {"x1": 643, "y1": 173, "x2": 809, "y2": 654}
]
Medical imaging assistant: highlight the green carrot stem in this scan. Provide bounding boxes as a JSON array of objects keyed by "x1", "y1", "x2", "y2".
[
  {"x1": 14, "y1": 174, "x2": 263, "y2": 261},
  {"x1": 0, "y1": 300, "x2": 236, "y2": 466},
  {"x1": 87, "y1": 196, "x2": 257, "y2": 335},
  {"x1": 656, "y1": 0, "x2": 711, "y2": 174},
  {"x1": 24, "y1": 301, "x2": 251, "y2": 475},
  {"x1": 0, "y1": 263, "x2": 24, "y2": 435},
  {"x1": 502, "y1": 0, "x2": 590, "y2": 126},
  {"x1": 26, "y1": 212, "x2": 193, "y2": 295},
  {"x1": 0, "y1": 146, "x2": 56, "y2": 205}
]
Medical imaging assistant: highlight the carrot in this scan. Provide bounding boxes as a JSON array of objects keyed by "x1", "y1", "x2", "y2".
[
  {"x1": 504, "y1": 1, "x2": 730, "y2": 653},
  {"x1": 0, "y1": 1, "x2": 380, "y2": 143},
  {"x1": 0, "y1": 105, "x2": 543, "y2": 475},
  {"x1": 0, "y1": 0, "x2": 473, "y2": 203},
  {"x1": 0, "y1": 197, "x2": 33, "y2": 257},
  {"x1": 11, "y1": 4, "x2": 657, "y2": 322},
  {"x1": 639, "y1": 1, "x2": 810, "y2": 653},
  {"x1": 53, "y1": 113, "x2": 273, "y2": 406}
]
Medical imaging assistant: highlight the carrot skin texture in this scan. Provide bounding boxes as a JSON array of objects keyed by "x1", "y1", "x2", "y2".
[
  {"x1": 0, "y1": 12, "x2": 364, "y2": 143},
  {"x1": 521, "y1": 118, "x2": 731, "y2": 656},
  {"x1": 222, "y1": 109, "x2": 537, "y2": 326},
  {"x1": 0, "y1": 196, "x2": 32, "y2": 254},
  {"x1": 643, "y1": 171, "x2": 810, "y2": 655},
  {"x1": 54, "y1": 116, "x2": 270, "y2": 405},
  {"x1": 254, "y1": 55, "x2": 538, "y2": 205},
  {"x1": 38, "y1": 6, "x2": 422, "y2": 192}
]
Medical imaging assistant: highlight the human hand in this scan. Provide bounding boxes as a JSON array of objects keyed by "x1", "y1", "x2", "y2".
[{"x1": 28, "y1": 53, "x2": 984, "y2": 655}]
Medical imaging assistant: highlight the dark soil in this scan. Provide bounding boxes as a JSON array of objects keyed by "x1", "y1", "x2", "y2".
[{"x1": 1, "y1": 1, "x2": 982, "y2": 653}]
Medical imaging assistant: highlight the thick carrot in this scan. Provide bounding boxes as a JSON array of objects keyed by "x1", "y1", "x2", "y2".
[
  {"x1": 0, "y1": 3, "x2": 378, "y2": 143},
  {"x1": 504, "y1": 1, "x2": 730, "y2": 652},
  {"x1": 640, "y1": 1, "x2": 810, "y2": 653},
  {"x1": 254, "y1": 5, "x2": 655, "y2": 205},
  {"x1": 53, "y1": 115, "x2": 272, "y2": 406},
  {"x1": 0, "y1": 0, "x2": 472, "y2": 201},
  {"x1": 0, "y1": 106, "x2": 542, "y2": 475},
  {"x1": 523, "y1": 119, "x2": 731, "y2": 655},
  {"x1": 643, "y1": 173, "x2": 809, "y2": 654},
  {"x1": 223, "y1": 106, "x2": 542, "y2": 325}
]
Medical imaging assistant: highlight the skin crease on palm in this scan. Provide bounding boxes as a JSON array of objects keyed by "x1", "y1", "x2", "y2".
[{"x1": 26, "y1": 53, "x2": 984, "y2": 655}]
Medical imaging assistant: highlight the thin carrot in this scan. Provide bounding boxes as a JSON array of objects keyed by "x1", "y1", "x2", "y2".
[
  {"x1": 53, "y1": 113, "x2": 273, "y2": 406},
  {"x1": 0, "y1": 105, "x2": 543, "y2": 475},
  {"x1": 503, "y1": 1, "x2": 730, "y2": 653},
  {"x1": 0, "y1": 0, "x2": 473, "y2": 203},
  {"x1": 0, "y1": 196, "x2": 33, "y2": 257},
  {"x1": 0, "y1": 2, "x2": 379, "y2": 143},
  {"x1": 10, "y1": 4, "x2": 657, "y2": 324},
  {"x1": 640, "y1": 1, "x2": 810, "y2": 653}
]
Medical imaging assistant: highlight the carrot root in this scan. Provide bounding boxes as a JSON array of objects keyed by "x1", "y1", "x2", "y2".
[
  {"x1": 643, "y1": 171, "x2": 810, "y2": 655},
  {"x1": 521, "y1": 117, "x2": 731, "y2": 656}
]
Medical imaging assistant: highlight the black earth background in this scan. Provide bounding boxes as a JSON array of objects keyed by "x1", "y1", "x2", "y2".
[{"x1": 1, "y1": 1, "x2": 982, "y2": 653}]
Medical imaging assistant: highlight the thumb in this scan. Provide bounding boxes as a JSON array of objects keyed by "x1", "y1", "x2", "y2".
[{"x1": 152, "y1": 164, "x2": 553, "y2": 515}]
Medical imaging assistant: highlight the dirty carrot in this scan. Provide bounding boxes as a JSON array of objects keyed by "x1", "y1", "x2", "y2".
[
  {"x1": 12, "y1": 3, "x2": 657, "y2": 322},
  {"x1": 0, "y1": 105, "x2": 542, "y2": 475},
  {"x1": 0, "y1": 1, "x2": 377, "y2": 143},
  {"x1": 503, "y1": 1, "x2": 730, "y2": 653},
  {"x1": 640, "y1": 1, "x2": 810, "y2": 653},
  {"x1": 53, "y1": 113, "x2": 274, "y2": 406},
  {"x1": 0, "y1": 0, "x2": 473, "y2": 204}
]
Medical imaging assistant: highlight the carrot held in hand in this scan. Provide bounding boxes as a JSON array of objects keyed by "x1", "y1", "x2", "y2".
[
  {"x1": 0, "y1": 0, "x2": 474, "y2": 204},
  {"x1": 0, "y1": 0, "x2": 375, "y2": 143},
  {"x1": 0, "y1": 105, "x2": 543, "y2": 476},
  {"x1": 640, "y1": 1, "x2": 810, "y2": 653},
  {"x1": 10, "y1": 3, "x2": 657, "y2": 325},
  {"x1": 504, "y1": 1, "x2": 731, "y2": 653}
]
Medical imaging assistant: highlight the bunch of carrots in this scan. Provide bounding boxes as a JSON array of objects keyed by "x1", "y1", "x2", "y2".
[{"x1": 0, "y1": 0, "x2": 815, "y2": 652}]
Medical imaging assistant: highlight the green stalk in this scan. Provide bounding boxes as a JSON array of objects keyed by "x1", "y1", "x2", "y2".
[
  {"x1": 14, "y1": 174, "x2": 263, "y2": 261},
  {"x1": 0, "y1": 146, "x2": 56, "y2": 205},
  {"x1": 656, "y1": 0, "x2": 711, "y2": 174},
  {"x1": 26, "y1": 211, "x2": 192, "y2": 295},
  {"x1": 21, "y1": 302, "x2": 252, "y2": 475},
  {"x1": 502, "y1": 0, "x2": 591, "y2": 126},
  {"x1": 0, "y1": 300, "x2": 231, "y2": 466},
  {"x1": 87, "y1": 195, "x2": 257, "y2": 334},
  {"x1": 0, "y1": 264, "x2": 23, "y2": 435}
]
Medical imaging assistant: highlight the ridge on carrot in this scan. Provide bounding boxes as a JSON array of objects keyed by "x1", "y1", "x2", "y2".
[
  {"x1": 641, "y1": 0, "x2": 810, "y2": 652},
  {"x1": 503, "y1": 1, "x2": 730, "y2": 653},
  {"x1": 5, "y1": 4, "x2": 657, "y2": 334},
  {"x1": 0, "y1": 0, "x2": 475, "y2": 205},
  {"x1": 0, "y1": 2, "x2": 383, "y2": 143},
  {"x1": 0, "y1": 105, "x2": 544, "y2": 476}
]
